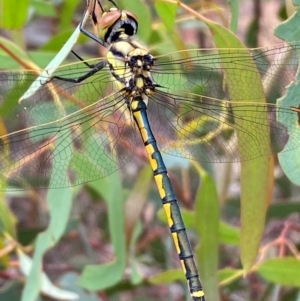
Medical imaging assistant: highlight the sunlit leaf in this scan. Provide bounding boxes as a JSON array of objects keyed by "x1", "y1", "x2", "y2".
[
  {"x1": 19, "y1": 10, "x2": 91, "y2": 101},
  {"x1": 21, "y1": 129, "x2": 73, "y2": 301},
  {"x1": 200, "y1": 15, "x2": 272, "y2": 273},
  {"x1": 78, "y1": 136, "x2": 126, "y2": 290},
  {"x1": 227, "y1": 0, "x2": 239, "y2": 33},
  {"x1": 218, "y1": 267, "x2": 243, "y2": 285},
  {"x1": 258, "y1": 258, "x2": 300, "y2": 287},
  {"x1": 155, "y1": 1, "x2": 177, "y2": 31},
  {"x1": 193, "y1": 162, "x2": 220, "y2": 301},
  {"x1": 18, "y1": 249, "x2": 78, "y2": 300},
  {"x1": 31, "y1": 0, "x2": 56, "y2": 17},
  {"x1": 125, "y1": 166, "x2": 152, "y2": 246},
  {"x1": 0, "y1": 0, "x2": 29, "y2": 29},
  {"x1": 149, "y1": 268, "x2": 185, "y2": 284},
  {"x1": 60, "y1": 0, "x2": 81, "y2": 31},
  {"x1": 219, "y1": 221, "x2": 239, "y2": 245},
  {"x1": 119, "y1": 0, "x2": 152, "y2": 42},
  {"x1": 275, "y1": 12, "x2": 300, "y2": 185}
]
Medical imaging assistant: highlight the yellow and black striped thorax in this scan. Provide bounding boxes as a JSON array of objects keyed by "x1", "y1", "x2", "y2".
[{"x1": 99, "y1": 7, "x2": 158, "y2": 100}]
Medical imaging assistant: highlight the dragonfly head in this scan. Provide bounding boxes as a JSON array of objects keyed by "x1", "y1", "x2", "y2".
[{"x1": 98, "y1": 7, "x2": 138, "y2": 44}]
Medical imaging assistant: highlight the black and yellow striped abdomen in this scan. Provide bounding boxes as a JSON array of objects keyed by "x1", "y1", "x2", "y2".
[{"x1": 131, "y1": 96, "x2": 205, "y2": 301}]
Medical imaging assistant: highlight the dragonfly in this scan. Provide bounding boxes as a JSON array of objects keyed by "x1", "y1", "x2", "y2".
[{"x1": 1, "y1": 0, "x2": 300, "y2": 300}]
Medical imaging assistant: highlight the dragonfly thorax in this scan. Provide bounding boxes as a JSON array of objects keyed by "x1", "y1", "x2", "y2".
[{"x1": 107, "y1": 39, "x2": 157, "y2": 99}]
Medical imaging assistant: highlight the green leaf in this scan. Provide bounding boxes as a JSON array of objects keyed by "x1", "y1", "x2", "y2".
[
  {"x1": 0, "y1": 36, "x2": 32, "y2": 68},
  {"x1": 275, "y1": 12, "x2": 300, "y2": 185},
  {"x1": 40, "y1": 31, "x2": 79, "y2": 52},
  {"x1": 0, "y1": 281, "x2": 23, "y2": 301},
  {"x1": 0, "y1": 73, "x2": 35, "y2": 119},
  {"x1": 125, "y1": 166, "x2": 152, "y2": 246},
  {"x1": 129, "y1": 222, "x2": 144, "y2": 285},
  {"x1": 219, "y1": 221, "x2": 240, "y2": 245},
  {"x1": 60, "y1": 0, "x2": 81, "y2": 31},
  {"x1": 227, "y1": 0, "x2": 239, "y2": 33},
  {"x1": 0, "y1": 0, "x2": 29, "y2": 29},
  {"x1": 193, "y1": 162, "x2": 220, "y2": 301},
  {"x1": 0, "y1": 195, "x2": 16, "y2": 237},
  {"x1": 149, "y1": 268, "x2": 185, "y2": 284},
  {"x1": 278, "y1": 98, "x2": 300, "y2": 186},
  {"x1": 19, "y1": 9, "x2": 91, "y2": 101},
  {"x1": 275, "y1": 6, "x2": 300, "y2": 43},
  {"x1": 21, "y1": 129, "x2": 73, "y2": 301},
  {"x1": 27, "y1": 50, "x2": 65, "y2": 68},
  {"x1": 267, "y1": 203, "x2": 300, "y2": 220},
  {"x1": 119, "y1": 0, "x2": 152, "y2": 42},
  {"x1": 218, "y1": 267, "x2": 243, "y2": 285},
  {"x1": 154, "y1": 2, "x2": 187, "y2": 53},
  {"x1": 31, "y1": 0, "x2": 56, "y2": 17},
  {"x1": 18, "y1": 249, "x2": 78, "y2": 300},
  {"x1": 77, "y1": 136, "x2": 126, "y2": 290},
  {"x1": 155, "y1": 1, "x2": 177, "y2": 31},
  {"x1": 125, "y1": 167, "x2": 152, "y2": 285},
  {"x1": 258, "y1": 258, "x2": 300, "y2": 287},
  {"x1": 40, "y1": 30, "x2": 89, "y2": 52},
  {"x1": 58, "y1": 273, "x2": 100, "y2": 301},
  {"x1": 201, "y1": 16, "x2": 271, "y2": 273}
]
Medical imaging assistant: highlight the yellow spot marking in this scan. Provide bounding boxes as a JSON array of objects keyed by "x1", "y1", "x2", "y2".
[
  {"x1": 136, "y1": 77, "x2": 144, "y2": 88},
  {"x1": 133, "y1": 111, "x2": 144, "y2": 127},
  {"x1": 172, "y1": 232, "x2": 181, "y2": 254},
  {"x1": 131, "y1": 101, "x2": 138, "y2": 110},
  {"x1": 145, "y1": 144, "x2": 158, "y2": 170},
  {"x1": 132, "y1": 112, "x2": 142, "y2": 127},
  {"x1": 133, "y1": 111, "x2": 150, "y2": 142},
  {"x1": 106, "y1": 50, "x2": 128, "y2": 79},
  {"x1": 121, "y1": 11, "x2": 127, "y2": 20},
  {"x1": 191, "y1": 291, "x2": 205, "y2": 298},
  {"x1": 163, "y1": 203, "x2": 173, "y2": 227},
  {"x1": 154, "y1": 174, "x2": 166, "y2": 199},
  {"x1": 180, "y1": 259, "x2": 186, "y2": 274},
  {"x1": 140, "y1": 128, "x2": 149, "y2": 142}
]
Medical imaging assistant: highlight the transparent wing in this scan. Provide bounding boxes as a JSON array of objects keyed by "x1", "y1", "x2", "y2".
[
  {"x1": 0, "y1": 42, "x2": 299, "y2": 189},
  {"x1": 0, "y1": 63, "x2": 137, "y2": 189},
  {"x1": 146, "y1": 91, "x2": 290, "y2": 162},
  {"x1": 146, "y1": 42, "x2": 299, "y2": 161},
  {"x1": 152, "y1": 43, "x2": 298, "y2": 101}
]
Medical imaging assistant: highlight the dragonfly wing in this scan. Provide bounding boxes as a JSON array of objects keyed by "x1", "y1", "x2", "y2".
[
  {"x1": 153, "y1": 43, "x2": 299, "y2": 101},
  {"x1": 148, "y1": 44, "x2": 299, "y2": 161},
  {"x1": 0, "y1": 66, "x2": 136, "y2": 189},
  {"x1": 147, "y1": 89, "x2": 293, "y2": 162}
]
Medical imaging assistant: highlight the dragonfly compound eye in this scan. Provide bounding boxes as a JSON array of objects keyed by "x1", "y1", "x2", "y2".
[
  {"x1": 129, "y1": 56, "x2": 138, "y2": 67},
  {"x1": 143, "y1": 54, "x2": 154, "y2": 70},
  {"x1": 99, "y1": 9, "x2": 138, "y2": 44}
]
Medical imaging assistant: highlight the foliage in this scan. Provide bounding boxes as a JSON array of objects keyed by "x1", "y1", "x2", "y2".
[{"x1": 0, "y1": 1, "x2": 300, "y2": 301}]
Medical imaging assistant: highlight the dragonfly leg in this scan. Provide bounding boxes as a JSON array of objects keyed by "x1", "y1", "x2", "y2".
[
  {"x1": 51, "y1": 61, "x2": 106, "y2": 83},
  {"x1": 107, "y1": 0, "x2": 118, "y2": 8},
  {"x1": 70, "y1": 50, "x2": 98, "y2": 69},
  {"x1": 80, "y1": 0, "x2": 106, "y2": 46}
]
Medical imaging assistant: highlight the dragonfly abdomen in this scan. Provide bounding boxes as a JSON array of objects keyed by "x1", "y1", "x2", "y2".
[{"x1": 131, "y1": 96, "x2": 204, "y2": 300}]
